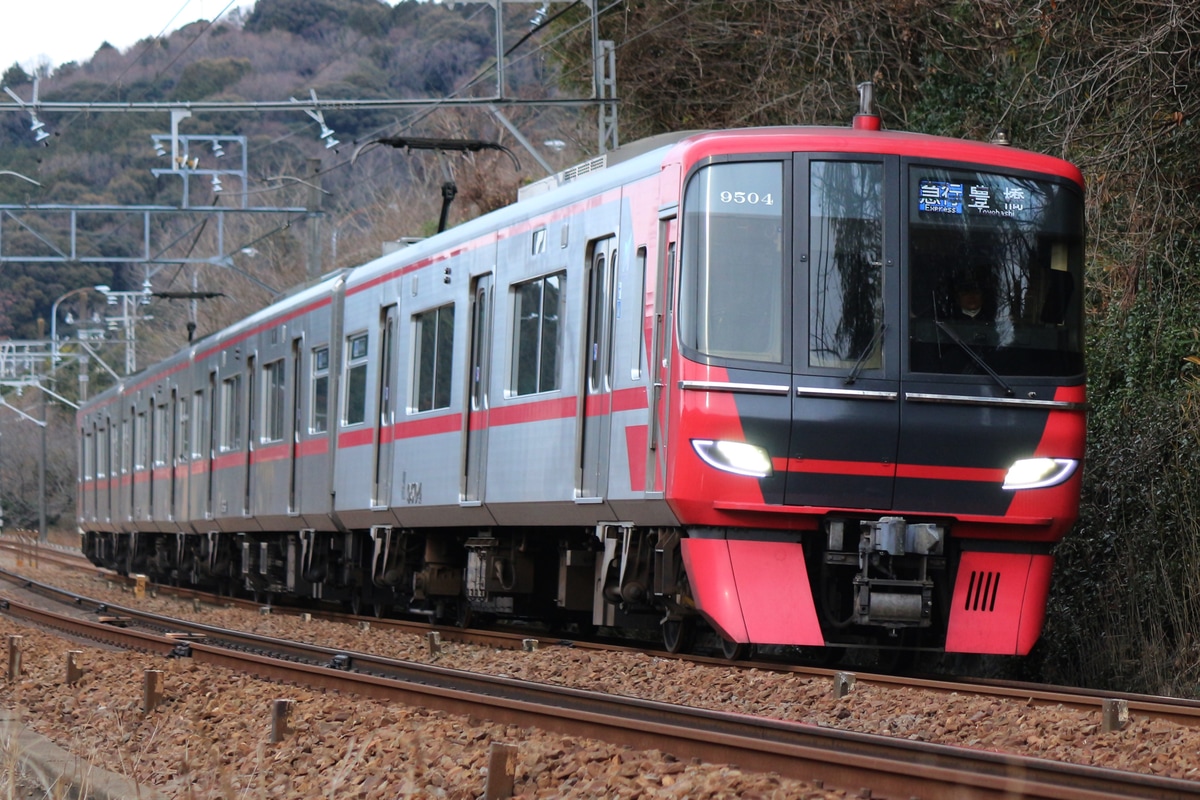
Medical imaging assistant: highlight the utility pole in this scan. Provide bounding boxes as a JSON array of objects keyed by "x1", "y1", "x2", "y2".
[
  {"x1": 39, "y1": 388, "x2": 45, "y2": 542},
  {"x1": 306, "y1": 158, "x2": 324, "y2": 281}
]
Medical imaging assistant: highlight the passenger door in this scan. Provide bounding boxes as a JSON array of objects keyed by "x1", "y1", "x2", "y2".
[
  {"x1": 648, "y1": 218, "x2": 676, "y2": 496},
  {"x1": 288, "y1": 338, "x2": 303, "y2": 514},
  {"x1": 579, "y1": 236, "x2": 617, "y2": 499},
  {"x1": 463, "y1": 274, "x2": 492, "y2": 504},
  {"x1": 373, "y1": 305, "x2": 398, "y2": 508},
  {"x1": 785, "y1": 156, "x2": 901, "y2": 510}
]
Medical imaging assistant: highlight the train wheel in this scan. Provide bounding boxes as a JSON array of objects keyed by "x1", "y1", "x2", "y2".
[
  {"x1": 372, "y1": 601, "x2": 389, "y2": 619},
  {"x1": 662, "y1": 617, "x2": 696, "y2": 654},
  {"x1": 720, "y1": 637, "x2": 749, "y2": 661}
]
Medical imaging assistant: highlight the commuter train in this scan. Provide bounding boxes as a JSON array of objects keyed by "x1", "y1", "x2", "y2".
[{"x1": 77, "y1": 97, "x2": 1086, "y2": 658}]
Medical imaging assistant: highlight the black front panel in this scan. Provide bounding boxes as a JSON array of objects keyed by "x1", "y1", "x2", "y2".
[{"x1": 677, "y1": 152, "x2": 1084, "y2": 516}]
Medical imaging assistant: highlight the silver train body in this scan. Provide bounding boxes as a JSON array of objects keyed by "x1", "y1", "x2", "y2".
[{"x1": 78, "y1": 125, "x2": 1087, "y2": 656}]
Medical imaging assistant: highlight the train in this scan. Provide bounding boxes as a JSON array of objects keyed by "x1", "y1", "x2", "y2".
[{"x1": 77, "y1": 93, "x2": 1086, "y2": 659}]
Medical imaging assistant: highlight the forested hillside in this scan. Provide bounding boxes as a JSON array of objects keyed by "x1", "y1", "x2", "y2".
[
  {"x1": 0, "y1": 0, "x2": 585, "y2": 346},
  {"x1": 3, "y1": 0, "x2": 1199, "y2": 695}
]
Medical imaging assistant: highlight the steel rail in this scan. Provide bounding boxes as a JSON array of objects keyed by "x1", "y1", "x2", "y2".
[
  {"x1": 6, "y1": 558, "x2": 1200, "y2": 731},
  {"x1": 0, "y1": 596, "x2": 1197, "y2": 800}
]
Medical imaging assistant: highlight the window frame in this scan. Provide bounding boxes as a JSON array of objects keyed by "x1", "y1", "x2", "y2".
[
  {"x1": 219, "y1": 375, "x2": 242, "y2": 452},
  {"x1": 310, "y1": 345, "x2": 330, "y2": 433},
  {"x1": 343, "y1": 332, "x2": 369, "y2": 426},
  {"x1": 262, "y1": 358, "x2": 287, "y2": 443},
  {"x1": 509, "y1": 271, "x2": 566, "y2": 397},
  {"x1": 412, "y1": 303, "x2": 455, "y2": 413}
]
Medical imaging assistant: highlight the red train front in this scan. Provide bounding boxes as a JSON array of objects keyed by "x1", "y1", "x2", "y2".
[{"x1": 659, "y1": 125, "x2": 1085, "y2": 656}]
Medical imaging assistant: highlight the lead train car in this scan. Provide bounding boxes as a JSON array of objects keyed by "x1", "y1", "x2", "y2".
[{"x1": 78, "y1": 121, "x2": 1086, "y2": 657}]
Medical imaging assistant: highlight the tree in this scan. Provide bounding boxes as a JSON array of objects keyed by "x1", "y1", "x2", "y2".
[{"x1": 2, "y1": 62, "x2": 31, "y2": 87}]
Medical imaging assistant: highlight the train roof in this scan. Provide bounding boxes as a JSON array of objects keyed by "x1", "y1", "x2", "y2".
[
  {"x1": 81, "y1": 269, "x2": 350, "y2": 412},
  {"x1": 658, "y1": 126, "x2": 1083, "y2": 184},
  {"x1": 79, "y1": 124, "x2": 1082, "y2": 417}
]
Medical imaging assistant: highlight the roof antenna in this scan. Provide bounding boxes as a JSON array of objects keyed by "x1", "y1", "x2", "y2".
[{"x1": 852, "y1": 81, "x2": 881, "y2": 131}]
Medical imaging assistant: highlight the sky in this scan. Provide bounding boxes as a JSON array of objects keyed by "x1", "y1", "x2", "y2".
[{"x1": 1, "y1": 0, "x2": 257, "y2": 75}]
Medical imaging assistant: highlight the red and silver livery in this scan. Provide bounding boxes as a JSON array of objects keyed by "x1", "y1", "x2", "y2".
[{"x1": 79, "y1": 117, "x2": 1086, "y2": 658}]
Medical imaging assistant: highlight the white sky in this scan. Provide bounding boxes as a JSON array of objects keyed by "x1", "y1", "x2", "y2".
[{"x1": 1, "y1": 1, "x2": 257, "y2": 74}]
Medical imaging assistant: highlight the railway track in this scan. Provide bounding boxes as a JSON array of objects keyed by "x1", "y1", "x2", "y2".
[
  {"x1": 0, "y1": 590, "x2": 1197, "y2": 800},
  {"x1": 14, "y1": 544, "x2": 1200, "y2": 738},
  {"x1": 0, "y1": 563, "x2": 1198, "y2": 798},
  {"x1": 6, "y1": 543, "x2": 1200, "y2": 730},
  {"x1": 9, "y1": 544, "x2": 1200, "y2": 733}
]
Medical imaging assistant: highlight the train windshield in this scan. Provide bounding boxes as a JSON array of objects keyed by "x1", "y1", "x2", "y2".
[
  {"x1": 678, "y1": 158, "x2": 1085, "y2": 379},
  {"x1": 907, "y1": 166, "x2": 1084, "y2": 377},
  {"x1": 678, "y1": 160, "x2": 786, "y2": 364}
]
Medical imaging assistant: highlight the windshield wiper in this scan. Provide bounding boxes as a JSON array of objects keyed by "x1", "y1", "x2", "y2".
[
  {"x1": 845, "y1": 324, "x2": 886, "y2": 385},
  {"x1": 934, "y1": 320, "x2": 1014, "y2": 396}
]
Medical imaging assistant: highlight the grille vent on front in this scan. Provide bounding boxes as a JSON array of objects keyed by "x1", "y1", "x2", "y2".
[{"x1": 964, "y1": 570, "x2": 1001, "y2": 612}]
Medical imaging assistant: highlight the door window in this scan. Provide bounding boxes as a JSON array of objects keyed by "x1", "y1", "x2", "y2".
[{"x1": 808, "y1": 161, "x2": 884, "y2": 369}]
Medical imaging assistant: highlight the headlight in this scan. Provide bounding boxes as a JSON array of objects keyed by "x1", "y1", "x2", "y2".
[
  {"x1": 1002, "y1": 458, "x2": 1078, "y2": 490},
  {"x1": 691, "y1": 440, "x2": 773, "y2": 478}
]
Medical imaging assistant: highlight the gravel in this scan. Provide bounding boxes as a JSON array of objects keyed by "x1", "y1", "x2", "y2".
[{"x1": 2, "y1": 555, "x2": 1200, "y2": 798}]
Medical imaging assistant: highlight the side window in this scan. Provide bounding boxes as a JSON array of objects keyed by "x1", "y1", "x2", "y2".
[
  {"x1": 82, "y1": 431, "x2": 94, "y2": 481},
  {"x1": 344, "y1": 333, "x2": 368, "y2": 426},
  {"x1": 220, "y1": 375, "x2": 242, "y2": 452},
  {"x1": 178, "y1": 396, "x2": 190, "y2": 462},
  {"x1": 121, "y1": 417, "x2": 131, "y2": 475},
  {"x1": 96, "y1": 428, "x2": 108, "y2": 478},
  {"x1": 311, "y1": 346, "x2": 330, "y2": 433},
  {"x1": 191, "y1": 390, "x2": 204, "y2": 459},
  {"x1": 134, "y1": 411, "x2": 149, "y2": 470},
  {"x1": 262, "y1": 359, "x2": 286, "y2": 443},
  {"x1": 413, "y1": 304, "x2": 455, "y2": 412},
  {"x1": 511, "y1": 272, "x2": 565, "y2": 396},
  {"x1": 152, "y1": 403, "x2": 168, "y2": 467}
]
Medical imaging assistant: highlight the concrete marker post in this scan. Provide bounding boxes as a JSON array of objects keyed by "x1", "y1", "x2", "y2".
[
  {"x1": 485, "y1": 741, "x2": 518, "y2": 799},
  {"x1": 64, "y1": 650, "x2": 83, "y2": 684},
  {"x1": 832, "y1": 671, "x2": 856, "y2": 698},
  {"x1": 1102, "y1": 698, "x2": 1129, "y2": 732},
  {"x1": 270, "y1": 699, "x2": 294, "y2": 744},
  {"x1": 143, "y1": 669, "x2": 164, "y2": 715},
  {"x1": 6, "y1": 635, "x2": 20, "y2": 681}
]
